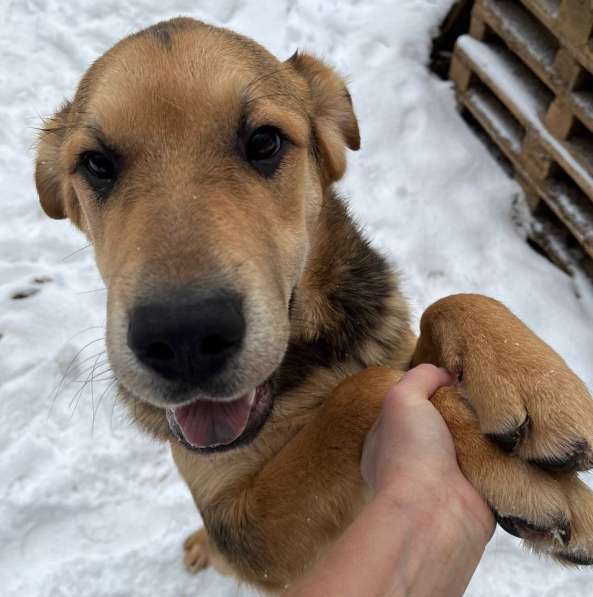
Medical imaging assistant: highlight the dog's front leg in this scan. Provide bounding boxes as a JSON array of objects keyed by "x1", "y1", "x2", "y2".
[
  {"x1": 171, "y1": 367, "x2": 403, "y2": 592},
  {"x1": 412, "y1": 293, "x2": 593, "y2": 564}
]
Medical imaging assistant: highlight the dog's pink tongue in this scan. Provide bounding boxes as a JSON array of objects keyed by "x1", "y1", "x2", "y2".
[{"x1": 172, "y1": 392, "x2": 254, "y2": 448}]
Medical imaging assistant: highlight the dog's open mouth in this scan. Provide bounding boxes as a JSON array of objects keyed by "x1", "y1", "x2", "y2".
[{"x1": 166, "y1": 381, "x2": 274, "y2": 452}]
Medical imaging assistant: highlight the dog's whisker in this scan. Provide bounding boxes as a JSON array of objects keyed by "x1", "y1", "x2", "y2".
[
  {"x1": 67, "y1": 326, "x2": 106, "y2": 336},
  {"x1": 71, "y1": 364, "x2": 111, "y2": 386},
  {"x1": 89, "y1": 351, "x2": 105, "y2": 431},
  {"x1": 89, "y1": 369, "x2": 115, "y2": 384},
  {"x1": 77, "y1": 287, "x2": 107, "y2": 295},
  {"x1": 69, "y1": 376, "x2": 112, "y2": 384},
  {"x1": 78, "y1": 378, "x2": 119, "y2": 437},
  {"x1": 98, "y1": 378, "x2": 118, "y2": 410},
  {"x1": 68, "y1": 352, "x2": 107, "y2": 415},
  {"x1": 91, "y1": 373, "x2": 117, "y2": 436},
  {"x1": 59, "y1": 243, "x2": 93, "y2": 262},
  {"x1": 69, "y1": 358, "x2": 110, "y2": 381},
  {"x1": 109, "y1": 386, "x2": 120, "y2": 436},
  {"x1": 47, "y1": 340, "x2": 106, "y2": 419},
  {"x1": 68, "y1": 375, "x2": 93, "y2": 414},
  {"x1": 89, "y1": 376, "x2": 116, "y2": 385},
  {"x1": 59, "y1": 352, "x2": 108, "y2": 381}
]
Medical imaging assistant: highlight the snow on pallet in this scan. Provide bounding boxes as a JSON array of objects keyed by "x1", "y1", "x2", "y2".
[
  {"x1": 450, "y1": 0, "x2": 593, "y2": 276},
  {"x1": 521, "y1": 0, "x2": 593, "y2": 73}
]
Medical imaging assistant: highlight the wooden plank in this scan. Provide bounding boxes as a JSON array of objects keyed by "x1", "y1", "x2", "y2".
[
  {"x1": 450, "y1": 53, "x2": 473, "y2": 92},
  {"x1": 559, "y1": 0, "x2": 593, "y2": 46},
  {"x1": 527, "y1": 204, "x2": 593, "y2": 281},
  {"x1": 479, "y1": 0, "x2": 559, "y2": 91},
  {"x1": 520, "y1": 0, "x2": 593, "y2": 73},
  {"x1": 513, "y1": 170, "x2": 541, "y2": 210},
  {"x1": 473, "y1": 7, "x2": 593, "y2": 137},
  {"x1": 528, "y1": 211, "x2": 575, "y2": 275},
  {"x1": 552, "y1": 47, "x2": 584, "y2": 90},
  {"x1": 455, "y1": 37, "x2": 552, "y2": 124},
  {"x1": 572, "y1": 90, "x2": 593, "y2": 133},
  {"x1": 521, "y1": 129, "x2": 555, "y2": 180},
  {"x1": 544, "y1": 176, "x2": 593, "y2": 256},
  {"x1": 566, "y1": 135, "x2": 593, "y2": 179},
  {"x1": 471, "y1": 4, "x2": 593, "y2": 169},
  {"x1": 548, "y1": 50, "x2": 593, "y2": 136},
  {"x1": 460, "y1": 95, "x2": 593, "y2": 262},
  {"x1": 459, "y1": 85, "x2": 525, "y2": 160},
  {"x1": 469, "y1": 7, "x2": 489, "y2": 39},
  {"x1": 521, "y1": 0, "x2": 560, "y2": 33},
  {"x1": 545, "y1": 97, "x2": 576, "y2": 139}
]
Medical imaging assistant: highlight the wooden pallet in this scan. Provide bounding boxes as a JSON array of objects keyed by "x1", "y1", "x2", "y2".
[
  {"x1": 521, "y1": 0, "x2": 593, "y2": 73},
  {"x1": 450, "y1": 0, "x2": 593, "y2": 276}
]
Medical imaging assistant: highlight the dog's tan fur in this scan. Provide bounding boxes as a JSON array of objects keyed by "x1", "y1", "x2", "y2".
[{"x1": 36, "y1": 17, "x2": 593, "y2": 593}]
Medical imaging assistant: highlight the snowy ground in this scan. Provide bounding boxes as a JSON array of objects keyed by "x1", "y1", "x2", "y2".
[{"x1": 1, "y1": 0, "x2": 593, "y2": 595}]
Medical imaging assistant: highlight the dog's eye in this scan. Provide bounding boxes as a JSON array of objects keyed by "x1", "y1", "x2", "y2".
[
  {"x1": 81, "y1": 151, "x2": 115, "y2": 180},
  {"x1": 78, "y1": 150, "x2": 117, "y2": 198},
  {"x1": 246, "y1": 127, "x2": 281, "y2": 161},
  {"x1": 245, "y1": 126, "x2": 284, "y2": 177}
]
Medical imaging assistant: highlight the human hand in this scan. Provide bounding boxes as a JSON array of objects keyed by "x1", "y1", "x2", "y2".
[
  {"x1": 286, "y1": 365, "x2": 494, "y2": 597},
  {"x1": 361, "y1": 364, "x2": 494, "y2": 544}
]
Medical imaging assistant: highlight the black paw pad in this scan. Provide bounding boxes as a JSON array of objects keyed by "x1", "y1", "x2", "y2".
[
  {"x1": 556, "y1": 551, "x2": 593, "y2": 566},
  {"x1": 530, "y1": 440, "x2": 592, "y2": 473},
  {"x1": 487, "y1": 416, "x2": 531, "y2": 454},
  {"x1": 493, "y1": 512, "x2": 571, "y2": 546}
]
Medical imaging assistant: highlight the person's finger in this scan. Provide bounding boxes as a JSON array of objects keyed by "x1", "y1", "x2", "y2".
[{"x1": 385, "y1": 364, "x2": 454, "y2": 404}]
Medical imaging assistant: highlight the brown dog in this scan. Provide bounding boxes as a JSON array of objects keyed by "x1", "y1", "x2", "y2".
[{"x1": 35, "y1": 17, "x2": 593, "y2": 593}]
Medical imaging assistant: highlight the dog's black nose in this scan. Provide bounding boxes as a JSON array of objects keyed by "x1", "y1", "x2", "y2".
[{"x1": 127, "y1": 289, "x2": 245, "y2": 385}]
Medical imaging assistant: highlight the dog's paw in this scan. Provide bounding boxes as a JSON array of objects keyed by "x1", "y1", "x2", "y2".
[
  {"x1": 183, "y1": 528, "x2": 211, "y2": 574},
  {"x1": 417, "y1": 294, "x2": 593, "y2": 474},
  {"x1": 416, "y1": 294, "x2": 593, "y2": 562},
  {"x1": 523, "y1": 477, "x2": 593, "y2": 565},
  {"x1": 433, "y1": 388, "x2": 593, "y2": 564},
  {"x1": 553, "y1": 478, "x2": 593, "y2": 565},
  {"x1": 473, "y1": 367, "x2": 593, "y2": 474}
]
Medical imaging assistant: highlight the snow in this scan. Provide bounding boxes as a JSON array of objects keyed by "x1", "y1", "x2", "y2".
[{"x1": 1, "y1": 1, "x2": 593, "y2": 596}]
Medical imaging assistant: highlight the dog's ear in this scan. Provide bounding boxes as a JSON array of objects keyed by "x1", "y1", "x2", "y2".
[
  {"x1": 35, "y1": 101, "x2": 75, "y2": 221},
  {"x1": 288, "y1": 52, "x2": 360, "y2": 183}
]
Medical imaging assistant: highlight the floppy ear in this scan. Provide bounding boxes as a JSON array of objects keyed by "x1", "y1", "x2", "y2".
[
  {"x1": 288, "y1": 52, "x2": 360, "y2": 183},
  {"x1": 35, "y1": 101, "x2": 72, "y2": 220}
]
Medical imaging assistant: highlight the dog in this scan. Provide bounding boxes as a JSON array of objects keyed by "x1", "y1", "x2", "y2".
[{"x1": 35, "y1": 17, "x2": 593, "y2": 593}]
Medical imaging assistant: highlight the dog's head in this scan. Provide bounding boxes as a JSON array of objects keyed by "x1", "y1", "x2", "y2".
[{"x1": 36, "y1": 18, "x2": 359, "y2": 451}]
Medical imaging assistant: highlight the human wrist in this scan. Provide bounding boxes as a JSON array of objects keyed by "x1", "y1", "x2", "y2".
[
  {"x1": 373, "y1": 471, "x2": 493, "y2": 551},
  {"x1": 360, "y1": 482, "x2": 489, "y2": 597}
]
